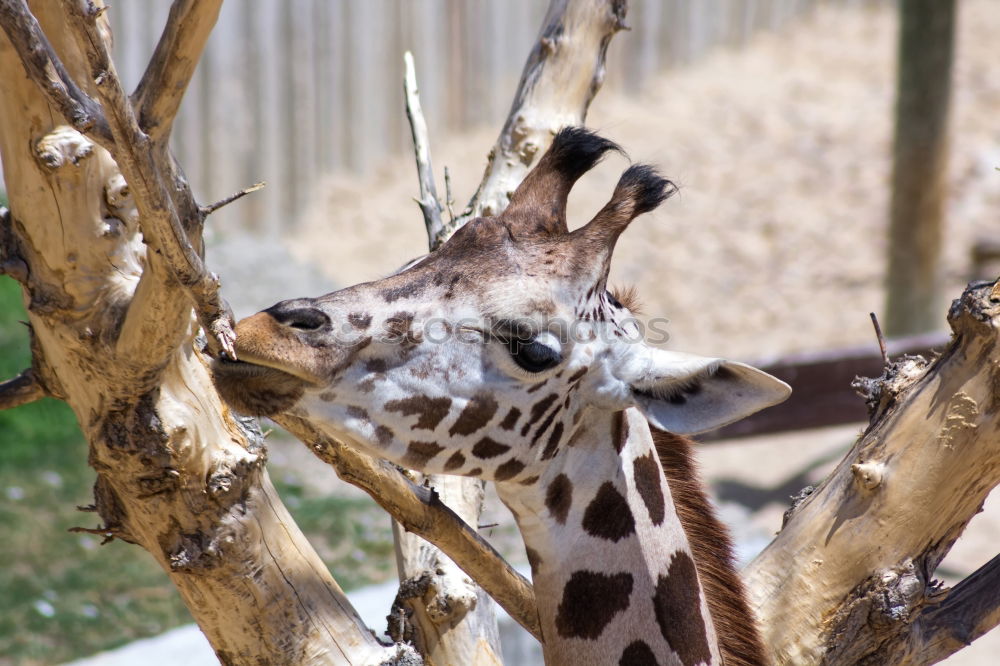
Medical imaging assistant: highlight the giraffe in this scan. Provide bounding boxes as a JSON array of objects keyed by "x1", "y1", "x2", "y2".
[{"x1": 212, "y1": 128, "x2": 790, "y2": 666}]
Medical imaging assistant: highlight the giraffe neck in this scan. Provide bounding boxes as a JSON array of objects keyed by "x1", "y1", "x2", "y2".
[{"x1": 496, "y1": 407, "x2": 721, "y2": 666}]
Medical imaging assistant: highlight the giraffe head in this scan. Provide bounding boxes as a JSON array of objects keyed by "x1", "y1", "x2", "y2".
[{"x1": 212, "y1": 128, "x2": 790, "y2": 482}]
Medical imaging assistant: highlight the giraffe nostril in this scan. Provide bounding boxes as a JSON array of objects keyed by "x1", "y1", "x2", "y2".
[{"x1": 266, "y1": 303, "x2": 330, "y2": 331}]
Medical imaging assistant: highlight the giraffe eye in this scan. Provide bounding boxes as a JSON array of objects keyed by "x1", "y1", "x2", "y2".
[{"x1": 507, "y1": 338, "x2": 562, "y2": 373}]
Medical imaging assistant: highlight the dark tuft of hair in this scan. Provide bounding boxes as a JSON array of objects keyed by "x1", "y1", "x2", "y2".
[
  {"x1": 610, "y1": 284, "x2": 643, "y2": 314},
  {"x1": 617, "y1": 164, "x2": 677, "y2": 216},
  {"x1": 547, "y1": 127, "x2": 624, "y2": 182}
]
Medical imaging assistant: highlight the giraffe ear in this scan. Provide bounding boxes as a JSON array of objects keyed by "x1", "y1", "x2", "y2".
[{"x1": 625, "y1": 349, "x2": 791, "y2": 435}]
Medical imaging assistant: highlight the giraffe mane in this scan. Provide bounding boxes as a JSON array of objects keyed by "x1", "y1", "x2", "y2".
[{"x1": 652, "y1": 427, "x2": 769, "y2": 666}]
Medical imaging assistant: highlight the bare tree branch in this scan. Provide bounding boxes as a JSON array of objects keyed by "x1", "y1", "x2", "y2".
[
  {"x1": 403, "y1": 51, "x2": 447, "y2": 250},
  {"x1": 458, "y1": 0, "x2": 627, "y2": 224},
  {"x1": 904, "y1": 553, "x2": 1000, "y2": 664},
  {"x1": 276, "y1": 414, "x2": 544, "y2": 642},
  {"x1": 0, "y1": 0, "x2": 112, "y2": 143},
  {"x1": 0, "y1": 368, "x2": 45, "y2": 410},
  {"x1": 59, "y1": 0, "x2": 236, "y2": 362},
  {"x1": 132, "y1": 0, "x2": 223, "y2": 145}
]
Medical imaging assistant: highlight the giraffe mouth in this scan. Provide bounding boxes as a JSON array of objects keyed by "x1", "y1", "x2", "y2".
[
  {"x1": 211, "y1": 353, "x2": 311, "y2": 417},
  {"x1": 213, "y1": 347, "x2": 325, "y2": 385}
]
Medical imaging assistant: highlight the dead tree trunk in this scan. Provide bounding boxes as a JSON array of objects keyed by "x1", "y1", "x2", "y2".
[{"x1": 884, "y1": 0, "x2": 957, "y2": 336}]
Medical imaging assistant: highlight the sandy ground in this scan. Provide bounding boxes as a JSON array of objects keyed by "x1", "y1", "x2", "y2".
[{"x1": 201, "y1": 1, "x2": 1000, "y2": 663}]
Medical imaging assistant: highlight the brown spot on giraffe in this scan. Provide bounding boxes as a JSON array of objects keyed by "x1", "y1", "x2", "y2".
[
  {"x1": 530, "y1": 405, "x2": 562, "y2": 447},
  {"x1": 525, "y1": 546, "x2": 543, "y2": 574},
  {"x1": 653, "y1": 551, "x2": 713, "y2": 666},
  {"x1": 379, "y1": 273, "x2": 431, "y2": 303},
  {"x1": 633, "y1": 450, "x2": 666, "y2": 526},
  {"x1": 519, "y1": 475, "x2": 540, "y2": 486},
  {"x1": 567, "y1": 366, "x2": 588, "y2": 384},
  {"x1": 619, "y1": 641, "x2": 660, "y2": 666},
  {"x1": 347, "y1": 312, "x2": 371, "y2": 330},
  {"x1": 612, "y1": 410, "x2": 629, "y2": 453},
  {"x1": 526, "y1": 379, "x2": 548, "y2": 393},
  {"x1": 403, "y1": 441, "x2": 445, "y2": 468},
  {"x1": 472, "y1": 437, "x2": 510, "y2": 459},
  {"x1": 383, "y1": 311, "x2": 416, "y2": 342},
  {"x1": 494, "y1": 458, "x2": 525, "y2": 482},
  {"x1": 555, "y1": 570, "x2": 633, "y2": 639},
  {"x1": 499, "y1": 406, "x2": 521, "y2": 431},
  {"x1": 319, "y1": 391, "x2": 337, "y2": 402},
  {"x1": 373, "y1": 425, "x2": 393, "y2": 447},
  {"x1": 544, "y1": 473, "x2": 573, "y2": 525},
  {"x1": 541, "y1": 421, "x2": 564, "y2": 460},
  {"x1": 444, "y1": 451, "x2": 466, "y2": 471},
  {"x1": 466, "y1": 467, "x2": 483, "y2": 476},
  {"x1": 365, "y1": 358, "x2": 388, "y2": 374},
  {"x1": 449, "y1": 393, "x2": 499, "y2": 436},
  {"x1": 384, "y1": 395, "x2": 452, "y2": 431},
  {"x1": 521, "y1": 393, "x2": 559, "y2": 436},
  {"x1": 345, "y1": 405, "x2": 367, "y2": 418},
  {"x1": 582, "y1": 482, "x2": 636, "y2": 542}
]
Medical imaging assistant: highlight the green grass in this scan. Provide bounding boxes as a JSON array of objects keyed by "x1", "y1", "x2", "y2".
[{"x1": 0, "y1": 276, "x2": 394, "y2": 664}]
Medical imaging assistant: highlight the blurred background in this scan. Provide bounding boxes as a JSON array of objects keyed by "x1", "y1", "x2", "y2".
[{"x1": 1, "y1": 0, "x2": 998, "y2": 663}]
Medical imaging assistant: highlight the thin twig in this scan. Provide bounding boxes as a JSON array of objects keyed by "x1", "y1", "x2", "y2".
[
  {"x1": 403, "y1": 51, "x2": 449, "y2": 251},
  {"x1": 132, "y1": 0, "x2": 224, "y2": 144},
  {"x1": 201, "y1": 182, "x2": 266, "y2": 216},
  {"x1": 444, "y1": 166, "x2": 456, "y2": 223},
  {"x1": 0, "y1": 0, "x2": 113, "y2": 143},
  {"x1": 870, "y1": 312, "x2": 889, "y2": 368},
  {"x1": 0, "y1": 368, "x2": 46, "y2": 410},
  {"x1": 67, "y1": 525, "x2": 119, "y2": 545},
  {"x1": 61, "y1": 0, "x2": 236, "y2": 360}
]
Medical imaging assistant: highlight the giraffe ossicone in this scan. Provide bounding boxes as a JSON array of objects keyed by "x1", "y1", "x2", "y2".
[{"x1": 213, "y1": 127, "x2": 790, "y2": 666}]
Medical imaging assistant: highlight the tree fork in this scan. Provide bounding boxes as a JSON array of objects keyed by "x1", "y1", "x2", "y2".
[{"x1": 0, "y1": 2, "x2": 401, "y2": 663}]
